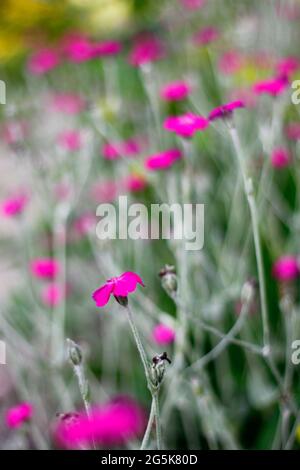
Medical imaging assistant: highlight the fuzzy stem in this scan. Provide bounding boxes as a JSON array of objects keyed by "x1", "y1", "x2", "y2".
[
  {"x1": 154, "y1": 392, "x2": 162, "y2": 450},
  {"x1": 125, "y1": 304, "x2": 149, "y2": 380},
  {"x1": 140, "y1": 398, "x2": 155, "y2": 450},
  {"x1": 229, "y1": 126, "x2": 270, "y2": 350}
]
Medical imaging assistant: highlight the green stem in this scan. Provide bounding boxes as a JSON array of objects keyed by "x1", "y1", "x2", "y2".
[
  {"x1": 125, "y1": 304, "x2": 149, "y2": 380},
  {"x1": 229, "y1": 126, "x2": 270, "y2": 350},
  {"x1": 154, "y1": 392, "x2": 162, "y2": 450},
  {"x1": 140, "y1": 398, "x2": 155, "y2": 450}
]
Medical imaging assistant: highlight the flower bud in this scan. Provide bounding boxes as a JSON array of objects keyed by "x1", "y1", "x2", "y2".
[
  {"x1": 67, "y1": 339, "x2": 82, "y2": 366},
  {"x1": 113, "y1": 295, "x2": 128, "y2": 307},
  {"x1": 159, "y1": 265, "x2": 177, "y2": 298}
]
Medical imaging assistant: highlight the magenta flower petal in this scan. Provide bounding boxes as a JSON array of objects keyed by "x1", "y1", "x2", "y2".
[
  {"x1": 92, "y1": 283, "x2": 114, "y2": 307},
  {"x1": 164, "y1": 113, "x2": 209, "y2": 138}
]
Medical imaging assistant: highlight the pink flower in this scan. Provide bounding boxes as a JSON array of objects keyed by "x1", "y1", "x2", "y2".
[
  {"x1": 123, "y1": 174, "x2": 147, "y2": 192},
  {"x1": 93, "y1": 40, "x2": 122, "y2": 57},
  {"x1": 6, "y1": 403, "x2": 33, "y2": 429},
  {"x1": 51, "y1": 93, "x2": 86, "y2": 114},
  {"x1": 92, "y1": 272, "x2": 144, "y2": 307},
  {"x1": 164, "y1": 113, "x2": 209, "y2": 138},
  {"x1": 30, "y1": 258, "x2": 60, "y2": 280},
  {"x1": 270, "y1": 147, "x2": 291, "y2": 169},
  {"x1": 160, "y1": 80, "x2": 191, "y2": 101},
  {"x1": 102, "y1": 139, "x2": 141, "y2": 160},
  {"x1": 193, "y1": 26, "x2": 220, "y2": 46},
  {"x1": 286, "y1": 122, "x2": 300, "y2": 141},
  {"x1": 1, "y1": 194, "x2": 28, "y2": 218},
  {"x1": 90, "y1": 181, "x2": 119, "y2": 203},
  {"x1": 145, "y1": 148, "x2": 182, "y2": 170},
  {"x1": 64, "y1": 34, "x2": 94, "y2": 62},
  {"x1": 2, "y1": 121, "x2": 27, "y2": 145},
  {"x1": 276, "y1": 57, "x2": 300, "y2": 77},
  {"x1": 208, "y1": 100, "x2": 245, "y2": 121},
  {"x1": 58, "y1": 130, "x2": 82, "y2": 151},
  {"x1": 180, "y1": 0, "x2": 206, "y2": 10},
  {"x1": 253, "y1": 76, "x2": 289, "y2": 97},
  {"x1": 41, "y1": 283, "x2": 65, "y2": 308},
  {"x1": 55, "y1": 396, "x2": 145, "y2": 449},
  {"x1": 218, "y1": 50, "x2": 243, "y2": 75},
  {"x1": 129, "y1": 34, "x2": 164, "y2": 67},
  {"x1": 152, "y1": 324, "x2": 176, "y2": 345},
  {"x1": 272, "y1": 256, "x2": 299, "y2": 281},
  {"x1": 229, "y1": 88, "x2": 257, "y2": 109},
  {"x1": 73, "y1": 213, "x2": 95, "y2": 238},
  {"x1": 28, "y1": 49, "x2": 60, "y2": 75}
]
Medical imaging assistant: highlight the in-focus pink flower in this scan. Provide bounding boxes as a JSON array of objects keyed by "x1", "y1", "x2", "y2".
[
  {"x1": 90, "y1": 181, "x2": 119, "y2": 203},
  {"x1": 28, "y1": 49, "x2": 60, "y2": 75},
  {"x1": 63, "y1": 34, "x2": 94, "y2": 62},
  {"x1": 160, "y1": 80, "x2": 191, "y2": 102},
  {"x1": 180, "y1": 0, "x2": 206, "y2": 10},
  {"x1": 1, "y1": 194, "x2": 28, "y2": 218},
  {"x1": 286, "y1": 122, "x2": 300, "y2": 141},
  {"x1": 92, "y1": 272, "x2": 144, "y2": 307},
  {"x1": 272, "y1": 255, "x2": 299, "y2": 281},
  {"x1": 152, "y1": 324, "x2": 176, "y2": 345},
  {"x1": 208, "y1": 100, "x2": 245, "y2": 121},
  {"x1": 193, "y1": 26, "x2": 220, "y2": 46},
  {"x1": 270, "y1": 147, "x2": 291, "y2": 169},
  {"x1": 123, "y1": 174, "x2": 147, "y2": 192},
  {"x1": 102, "y1": 139, "x2": 141, "y2": 160},
  {"x1": 218, "y1": 50, "x2": 243, "y2": 75},
  {"x1": 276, "y1": 57, "x2": 300, "y2": 77},
  {"x1": 58, "y1": 130, "x2": 82, "y2": 151},
  {"x1": 164, "y1": 113, "x2": 209, "y2": 138},
  {"x1": 41, "y1": 283, "x2": 65, "y2": 308},
  {"x1": 145, "y1": 148, "x2": 182, "y2": 170},
  {"x1": 30, "y1": 258, "x2": 60, "y2": 280},
  {"x1": 51, "y1": 93, "x2": 86, "y2": 114},
  {"x1": 54, "y1": 396, "x2": 145, "y2": 449},
  {"x1": 129, "y1": 34, "x2": 164, "y2": 67},
  {"x1": 93, "y1": 40, "x2": 122, "y2": 57},
  {"x1": 253, "y1": 76, "x2": 289, "y2": 97},
  {"x1": 6, "y1": 403, "x2": 33, "y2": 429}
]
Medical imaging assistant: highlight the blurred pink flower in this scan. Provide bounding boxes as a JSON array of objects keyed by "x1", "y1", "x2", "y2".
[
  {"x1": 58, "y1": 130, "x2": 82, "y2": 151},
  {"x1": 286, "y1": 122, "x2": 300, "y2": 141},
  {"x1": 272, "y1": 256, "x2": 299, "y2": 281},
  {"x1": 92, "y1": 272, "x2": 144, "y2": 307},
  {"x1": 64, "y1": 34, "x2": 94, "y2": 62},
  {"x1": 253, "y1": 76, "x2": 289, "y2": 96},
  {"x1": 145, "y1": 148, "x2": 182, "y2": 170},
  {"x1": 73, "y1": 213, "x2": 96, "y2": 238},
  {"x1": 180, "y1": 0, "x2": 206, "y2": 10},
  {"x1": 90, "y1": 181, "x2": 119, "y2": 203},
  {"x1": 51, "y1": 93, "x2": 86, "y2": 114},
  {"x1": 93, "y1": 40, "x2": 122, "y2": 57},
  {"x1": 41, "y1": 283, "x2": 66, "y2": 308},
  {"x1": 55, "y1": 397, "x2": 145, "y2": 448},
  {"x1": 164, "y1": 113, "x2": 209, "y2": 138},
  {"x1": 229, "y1": 88, "x2": 257, "y2": 109},
  {"x1": 28, "y1": 49, "x2": 60, "y2": 75},
  {"x1": 270, "y1": 147, "x2": 291, "y2": 169},
  {"x1": 102, "y1": 139, "x2": 141, "y2": 160},
  {"x1": 218, "y1": 50, "x2": 243, "y2": 75},
  {"x1": 193, "y1": 26, "x2": 220, "y2": 46},
  {"x1": 1, "y1": 194, "x2": 28, "y2": 218},
  {"x1": 276, "y1": 57, "x2": 300, "y2": 77},
  {"x1": 160, "y1": 80, "x2": 191, "y2": 101},
  {"x1": 6, "y1": 403, "x2": 33, "y2": 429},
  {"x1": 129, "y1": 34, "x2": 164, "y2": 67},
  {"x1": 2, "y1": 121, "x2": 27, "y2": 145},
  {"x1": 208, "y1": 100, "x2": 245, "y2": 121},
  {"x1": 152, "y1": 324, "x2": 176, "y2": 345},
  {"x1": 123, "y1": 174, "x2": 147, "y2": 192},
  {"x1": 30, "y1": 258, "x2": 60, "y2": 280}
]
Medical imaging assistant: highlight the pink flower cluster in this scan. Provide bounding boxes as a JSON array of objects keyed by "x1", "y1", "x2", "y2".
[{"x1": 55, "y1": 397, "x2": 145, "y2": 448}]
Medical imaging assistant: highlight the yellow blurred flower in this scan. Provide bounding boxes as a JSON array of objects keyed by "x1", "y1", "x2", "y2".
[
  {"x1": 2, "y1": 0, "x2": 58, "y2": 29},
  {"x1": 0, "y1": 30, "x2": 24, "y2": 62}
]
